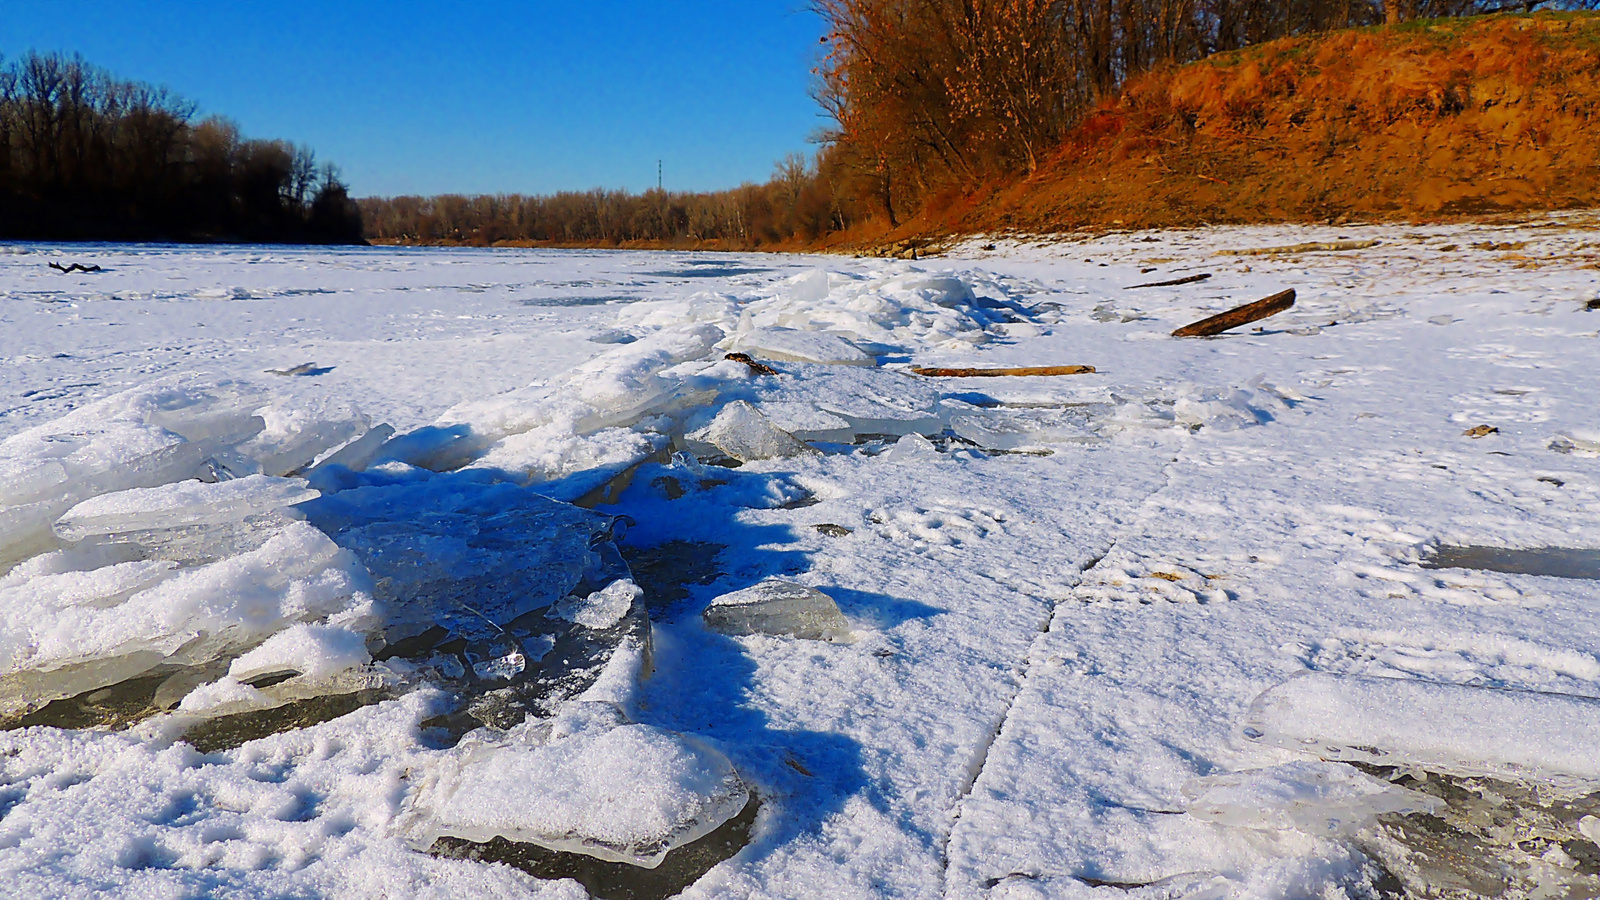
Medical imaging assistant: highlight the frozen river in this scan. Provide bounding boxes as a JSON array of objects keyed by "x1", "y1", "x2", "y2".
[{"x1": 3, "y1": 222, "x2": 1600, "y2": 899}]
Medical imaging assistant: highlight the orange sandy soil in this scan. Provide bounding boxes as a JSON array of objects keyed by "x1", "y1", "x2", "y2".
[{"x1": 944, "y1": 12, "x2": 1600, "y2": 236}]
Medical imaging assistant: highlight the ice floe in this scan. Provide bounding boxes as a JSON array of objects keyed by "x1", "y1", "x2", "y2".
[{"x1": 701, "y1": 580, "x2": 851, "y2": 642}]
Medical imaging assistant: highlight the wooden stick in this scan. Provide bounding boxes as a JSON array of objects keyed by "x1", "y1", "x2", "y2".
[
  {"x1": 1172, "y1": 289, "x2": 1295, "y2": 337},
  {"x1": 1125, "y1": 273, "x2": 1210, "y2": 289},
  {"x1": 911, "y1": 365, "x2": 1096, "y2": 377},
  {"x1": 1219, "y1": 240, "x2": 1378, "y2": 256},
  {"x1": 724, "y1": 352, "x2": 778, "y2": 375}
]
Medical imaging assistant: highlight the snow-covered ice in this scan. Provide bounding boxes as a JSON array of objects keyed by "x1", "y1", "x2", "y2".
[
  {"x1": 3, "y1": 223, "x2": 1600, "y2": 898},
  {"x1": 701, "y1": 581, "x2": 851, "y2": 642},
  {"x1": 411, "y1": 702, "x2": 749, "y2": 869}
]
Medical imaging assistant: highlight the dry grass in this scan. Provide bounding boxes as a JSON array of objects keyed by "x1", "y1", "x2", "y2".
[{"x1": 933, "y1": 12, "x2": 1600, "y2": 235}]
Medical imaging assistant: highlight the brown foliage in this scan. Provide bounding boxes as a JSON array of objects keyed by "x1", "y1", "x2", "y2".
[
  {"x1": 965, "y1": 12, "x2": 1600, "y2": 229},
  {"x1": 0, "y1": 51, "x2": 361, "y2": 243},
  {"x1": 358, "y1": 151, "x2": 864, "y2": 248},
  {"x1": 811, "y1": 1, "x2": 1595, "y2": 233}
]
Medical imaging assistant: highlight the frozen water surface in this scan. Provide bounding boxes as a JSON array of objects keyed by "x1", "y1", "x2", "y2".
[
  {"x1": 1424, "y1": 545, "x2": 1600, "y2": 580},
  {"x1": 4, "y1": 223, "x2": 1600, "y2": 898}
]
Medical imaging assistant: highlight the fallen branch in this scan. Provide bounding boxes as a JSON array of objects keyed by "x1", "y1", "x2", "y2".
[
  {"x1": 1219, "y1": 240, "x2": 1379, "y2": 256},
  {"x1": 1125, "y1": 273, "x2": 1210, "y2": 289},
  {"x1": 725, "y1": 352, "x2": 778, "y2": 375},
  {"x1": 1172, "y1": 289, "x2": 1296, "y2": 337},
  {"x1": 48, "y1": 262, "x2": 102, "y2": 273},
  {"x1": 911, "y1": 365, "x2": 1095, "y2": 377}
]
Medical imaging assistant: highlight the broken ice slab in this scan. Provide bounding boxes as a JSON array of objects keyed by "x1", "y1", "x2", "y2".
[
  {"x1": 238, "y1": 397, "x2": 370, "y2": 476},
  {"x1": 0, "y1": 457, "x2": 69, "y2": 507},
  {"x1": 883, "y1": 432, "x2": 939, "y2": 462},
  {"x1": 227, "y1": 623, "x2": 372, "y2": 683},
  {"x1": 1549, "y1": 431, "x2": 1600, "y2": 457},
  {"x1": 687, "y1": 401, "x2": 814, "y2": 462},
  {"x1": 305, "y1": 422, "x2": 396, "y2": 479},
  {"x1": 432, "y1": 793, "x2": 759, "y2": 900},
  {"x1": 751, "y1": 402, "x2": 854, "y2": 444},
  {"x1": 0, "y1": 379, "x2": 379, "y2": 568},
  {"x1": 53, "y1": 475, "x2": 319, "y2": 541},
  {"x1": 302, "y1": 475, "x2": 653, "y2": 733},
  {"x1": 413, "y1": 702, "x2": 749, "y2": 869},
  {"x1": 947, "y1": 407, "x2": 1100, "y2": 451},
  {"x1": 1243, "y1": 673, "x2": 1600, "y2": 782},
  {"x1": 0, "y1": 519, "x2": 369, "y2": 718},
  {"x1": 702, "y1": 581, "x2": 850, "y2": 642},
  {"x1": 435, "y1": 322, "x2": 725, "y2": 455},
  {"x1": 728, "y1": 326, "x2": 874, "y2": 366},
  {"x1": 1358, "y1": 766, "x2": 1600, "y2": 897},
  {"x1": 1422, "y1": 545, "x2": 1600, "y2": 580},
  {"x1": 741, "y1": 363, "x2": 943, "y2": 438},
  {"x1": 1183, "y1": 761, "x2": 1442, "y2": 836},
  {"x1": 554, "y1": 579, "x2": 645, "y2": 631},
  {"x1": 300, "y1": 477, "x2": 616, "y2": 643},
  {"x1": 777, "y1": 268, "x2": 831, "y2": 304}
]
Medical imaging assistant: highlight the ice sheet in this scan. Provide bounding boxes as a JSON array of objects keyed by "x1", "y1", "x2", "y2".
[
  {"x1": 6, "y1": 226, "x2": 1600, "y2": 899},
  {"x1": 1242, "y1": 673, "x2": 1600, "y2": 781}
]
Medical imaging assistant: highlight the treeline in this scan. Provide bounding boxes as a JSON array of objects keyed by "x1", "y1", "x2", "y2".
[
  {"x1": 358, "y1": 153, "x2": 862, "y2": 247},
  {"x1": 363, "y1": 1, "x2": 1589, "y2": 248},
  {"x1": 0, "y1": 52, "x2": 362, "y2": 243},
  {"x1": 812, "y1": 0, "x2": 1599, "y2": 226}
]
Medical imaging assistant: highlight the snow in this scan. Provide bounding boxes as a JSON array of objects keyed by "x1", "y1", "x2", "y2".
[
  {"x1": 3, "y1": 222, "x2": 1600, "y2": 898},
  {"x1": 728, "y1": 327, "x2": 875, "y2": 366},
  {"x1": 412, "y1": 702, "x2": 749, "y2": 868},
  {"x1": 1243, "y1": 672, "x2": 1600, "y2": 781},
  {"x1": 555, "y1": 580, "x2": 645, "y2": 631}
]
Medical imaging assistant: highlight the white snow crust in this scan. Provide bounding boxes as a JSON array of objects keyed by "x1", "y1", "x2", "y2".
[{"x1": 3, "y1": 223, "x2": 1600, "y2": 898}]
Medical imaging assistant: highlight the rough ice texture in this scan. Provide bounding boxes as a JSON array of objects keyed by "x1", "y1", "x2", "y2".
[
  {"x1": 554, "y1": 579, "x2": 643, "y2": 631},
  {"x1": 728, "y1": 326, "x2": 874, "y2": 366},
  {"x1": 948, "y1": 408, "x2": 1099, "y2": 451},
  {"x1": 300, "y1": 478, "x2": 615, "y2": 645},
  {"x1": 414, "y1": 703, "x2": 748, "y2": 868},
  {"x1": 228, "y1": 623, "x2": 372, "y2": 682},
  {"x1": 53, "y1": 475, "x2": 319, "y2": 540},
  {"x1": 240, "y1": 396, "x2": 370, "y2": 477},
  {"x1": 0, "y1": 520, "x2": 372, "y2": 717},
  {"x1": 702, "y1": 581, "x2": 851, "y2": 642},
  {"x1": 744, "y1": 363, "x2": 944, "y2": 439},
  {"x1": 1184, "y1": 761, "x2": 1442, "y2": 836},
  {"x1": 176, "y1": 675, "x2": 271, "y2": 712},
  {"x1": 446, "y1": 322, "x2": 723, "y2": 437},
  {"x1": 883, "y1": 432, "x2": 940, "y2": 462},
  {"x1": 5, "y1": 234, "x2": 1600, "y2": 898},
  {"x1": 1244, "y1": 673, "x2": 1600, "y2": 781},
  {"x1": 688, "y1": 400, "x2": 814, "y2": 462},
  {"x1": 0, "y1": 377, "x2": 390, "y2": 571}
]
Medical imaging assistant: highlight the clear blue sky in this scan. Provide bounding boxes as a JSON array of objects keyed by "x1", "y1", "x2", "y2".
[{"x1": 0, "y1": 2, "x2": 829, "y2": 197}]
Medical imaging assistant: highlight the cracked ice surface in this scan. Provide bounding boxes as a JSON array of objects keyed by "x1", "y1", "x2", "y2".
[{"x1": 2, "y1": 224, "x2": 1600, "y2": 898}]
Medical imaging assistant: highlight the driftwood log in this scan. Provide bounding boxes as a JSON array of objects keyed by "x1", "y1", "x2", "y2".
[
  {"x1": 48, "y1": 262, "x2": 102, "y2": 273},
  {"x1": 724, "y1": 352, "x2": 779, "y2": 375},
  {"x1": 1125, "y1": 273, "x2": 1210, "y2": 289},
  {"x1": 1219, "y1": 240, "x2": 1379, "y2": 256},
  {"x1": 1171, "y1": 289, "x2": 1296, "y2": 337},
  {"x1": 911, "y1": 365, "x2": 1095, "y2": 377}
]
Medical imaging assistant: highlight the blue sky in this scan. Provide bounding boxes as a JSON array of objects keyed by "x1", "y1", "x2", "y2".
[{"x1": 0, "y1": 2, "x2": 829, "y2": 197}]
